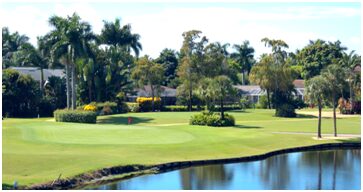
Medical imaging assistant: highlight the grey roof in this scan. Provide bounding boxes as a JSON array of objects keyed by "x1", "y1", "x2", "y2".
[
  {"x1": 234, "y1": 85, "x2": 266, "y2": 96},
  {"x1": 131, "y1": 85, "x2": 177, "y2": 97},
  {"x1": 9, "y1": 67, "x2": 65, "y2": 81}
]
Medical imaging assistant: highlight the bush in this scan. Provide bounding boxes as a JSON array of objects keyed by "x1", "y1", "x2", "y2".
[
  {"x1": 292, "y1": 98, "x2": 307, "y2": 109},
  {"x1": 97, "y1": 102, "x2": 118, "y2": 113},
  {"x1": 84, "y1": 104, "x2": 97, "y2": 112},
  {"x1": 275, "y1": 104, "x2": 296, "y2": 117},
  {"x1": 256, "y1": 95, "x2": 269, "y2": 109},
  {"x1": 240, "y1": 97, "x2": 253, "y2": 110},
  {"x1": 38, "y1": 98, "x2": 56, "y2": 117},
  {"x1": 127, "y1": 102, "x2": 140, "y2": 112},
  {"x1": 101, "y1": 106, "x2": 113, "y2": 115},
  {"x1": 190, "y1": 112, "x2": 235, "y2": 127},
  {"x1": 136, "y1": 97, "x2": 162, "y2": 112},
  {"x1": 54, "y1": 109, "x2": 97, "y2": 123}
]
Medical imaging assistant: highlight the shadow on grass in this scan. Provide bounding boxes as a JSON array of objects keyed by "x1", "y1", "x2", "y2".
[
  {"x1": 97, "y1": 116, "x2": 154, "y2": 125},
  {"x1": 234, "y1": 125, "x2": 262, "y2": 129}
]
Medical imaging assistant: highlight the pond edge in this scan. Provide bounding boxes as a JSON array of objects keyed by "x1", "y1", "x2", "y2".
[{"x1": 23, "y1": 142, "x2": 360, "y2": 190}]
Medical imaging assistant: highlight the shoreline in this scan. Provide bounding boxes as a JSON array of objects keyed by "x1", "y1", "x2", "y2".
[{"x1": 19, "y1": 142, "x2": 361, "y2": 190}]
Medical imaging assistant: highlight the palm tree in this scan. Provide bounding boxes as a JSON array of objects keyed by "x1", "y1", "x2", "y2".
[
  {"x1": 99, "y1": 18, "x2": 142, "y2": 57},
  {"x1": 322, "y1": 64, "x2": 346, "y2": 137},
  {"x1": 48, "y1": 13, "x2": 96, "y2": 109},
  {"x1": 231, "y1": 41, "x2": 255, "y2": 85},
  {"x1": 339, "y1": 51, "x2": 361, "y2": 113},
  {"x1": 305, "y1": 75, "x2": 329, "y2": 138},
  {"x1": 2, "y1": 27, "x2": 30, "y2": 68}
]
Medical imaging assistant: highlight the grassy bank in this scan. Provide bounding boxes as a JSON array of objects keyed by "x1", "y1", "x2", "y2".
[{"x1": 2, "y1": 109, "x2": 360, "y2": 187}]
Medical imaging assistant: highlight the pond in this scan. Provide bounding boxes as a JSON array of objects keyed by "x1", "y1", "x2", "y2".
[{"x1": 87, "y1": 149, "x2": 361, "y2": 190}]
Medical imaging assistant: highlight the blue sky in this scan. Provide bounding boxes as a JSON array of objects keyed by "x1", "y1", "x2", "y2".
[{"x1": 1, "y1": 1, "x2": 361, "y2": 58}]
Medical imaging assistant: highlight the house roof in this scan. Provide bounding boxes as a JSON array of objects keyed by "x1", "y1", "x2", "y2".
[
  {"x1": 9, "y1": 67, "x2": 65, "y2": 81},
  {"x1": 131, "y1": 85, "x2": 177, "y2": 97},
  {"x1": 233, "y1": 85, "x2": 265, "y2": 95},
  {"x1": 293, "y1": 79, "x2": 304, "y2": 88},
  {"x1": 235, "y1": 79, "x2": 305, "y2": 96}
]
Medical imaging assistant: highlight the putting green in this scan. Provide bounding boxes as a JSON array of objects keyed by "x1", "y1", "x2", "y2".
[{"x1": 16, "y1": 121, "x2": 195, "y2": 145}]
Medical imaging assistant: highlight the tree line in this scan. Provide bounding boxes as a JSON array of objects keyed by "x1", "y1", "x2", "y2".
[{"x1": 2, "y1": 13, "x2": 361, "y2": 123}]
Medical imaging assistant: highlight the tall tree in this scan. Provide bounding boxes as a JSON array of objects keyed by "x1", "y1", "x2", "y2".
[
  {"x1": 154, "y1": 49, "x2": 179, "y2": 87},
  {"x1": 2, "y1": 27, "x2": 30, "y2": 68},
  {"x1": 297, "y1": 39, "x2": 346, "y2": 79},
  {"x1": 132, "y1": 56, "x2": 164, "y2": 112},
  {"x1": 339, "y1": 51, "x2": 361, "y2": 113},
  {"x1": 48, "y1": 13, "x2": 96, "y2": 109},
  {"x1": 322, "y1": 64, "x2": 346, "y2": 137},
  {"x1": 305, "y1": 75, "x2": 330, "y2": 138},
  {"x1": 231, "y1": 41, "x2": 255, "y2": 85},
  {"x1": 99, "y1": 18, "x2": 142, "y2": 57},
  {"x1": 177, "y1": 30, "x2": 208, "y2": 111}
]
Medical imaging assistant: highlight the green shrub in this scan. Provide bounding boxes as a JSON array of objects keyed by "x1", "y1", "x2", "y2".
[
  {"x1": 163, "y1": 105, "x2": 188, "y2": 111},
  {"x1": 38, "y1": 98, "x2": 56, "y2": 117},
  {"x1": 275, "y1": 104, "x2": 296, "y2": 117},
  {"x1": 127, "y1": 102, "x2": 140, "y2": 112},
  {"x1": 256, "y1": 95, "x2": 269, "y2": 109},
  {"x1": 54, "y1": 109, "x2": 97, "y2": 123},
  {"x1": 190, "y1": 112, "x2": 235, "y2": 127},
  {"x1": 97, "y1": 102, "x2": 118, "y2": 113},
  {"x1": 240, "y1": 97, "x2": 252, "y2": 110}
]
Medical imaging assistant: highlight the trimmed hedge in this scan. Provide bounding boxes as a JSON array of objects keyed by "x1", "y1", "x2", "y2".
[
  {"x1": 190, "y1": 112, "x2": 235, "y2": 127},
  {"x1": 54, "y1": 109, "x2": 97, "y2": 124}
]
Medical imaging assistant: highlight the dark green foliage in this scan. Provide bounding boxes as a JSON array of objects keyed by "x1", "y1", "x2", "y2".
[
  {"x1": 275, "y1": 104, "x2": 296, "y2": 117},
  {"x1": 138, "y1": 100, "x2": 162, "y2": 112},
  {"x1": 45, "y1": 76, "x2": 67, "y2": 109},
  {"x1": 54, "y1": 109, "x2": 97, "y2": 123},
  {"x1": 154, "y1": 49, "x2": 179, "y2": 87},
  {"x1": 190, "y1": 112, "x2": 235, "y2": 127},
  {"x1": 38, "y1": 97, "x2": 56, "y2": 117},
  {"x1": 297, "y1": 39, "x2": 346, "y2": 79},
  {"x1": 2, "y1": 69, "x2": 40, "y2": 117},
  {"x1": 292, "y1": 98, "x2": 307, "y2": 109},
  {"x1": 239, "y1": 97, "x2": 253, "y2": 109}
]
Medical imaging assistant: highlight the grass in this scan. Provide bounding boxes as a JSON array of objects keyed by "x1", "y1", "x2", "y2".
[{"x1": 2, "y1": 108, "x2": 361, "y2": 187}]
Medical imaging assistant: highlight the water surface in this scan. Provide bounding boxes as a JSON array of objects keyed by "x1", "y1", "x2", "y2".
[{"x1": 88, "y1": 149, "x2": 361, "y2": 190}]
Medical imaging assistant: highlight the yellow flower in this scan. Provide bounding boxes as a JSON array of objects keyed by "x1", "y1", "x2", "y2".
[{"x1": 84, "y1": 104, "x2": 97, "y2": 112}]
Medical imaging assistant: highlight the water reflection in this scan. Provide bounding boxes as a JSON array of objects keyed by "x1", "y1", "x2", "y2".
[{"x1": 87, "y1": 149, "x2": 360, "y2": 190}]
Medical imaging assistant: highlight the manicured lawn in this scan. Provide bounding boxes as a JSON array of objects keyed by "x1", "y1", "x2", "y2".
[{"x1": 2, "y1": 109, "x2": 360, "y2": 187}]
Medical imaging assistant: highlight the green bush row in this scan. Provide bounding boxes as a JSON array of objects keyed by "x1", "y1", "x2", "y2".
[
  {"x1": 190, "y1": 112, "x2": 235, "y2": 127},
  {"x1": 78, "y1": 101, "x2": 128, "y2": 115},
  {"x1": 54, "y1": 109, "x2": 97, "y2": 124}
]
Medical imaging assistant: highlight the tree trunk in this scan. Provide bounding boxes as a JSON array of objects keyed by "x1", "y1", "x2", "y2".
[
  {"x1": 333, "y1": 97, "x2": 337, "y2": 137},
  {"x1": 349, "y1": 82, "x2": 354, "y2": 114},
  {"x1": 189, "y1": 80, "x2": 192, "y2": 111},
  {"x1": 88, "y1": 79, "x2": 93, "y2": 103},
  {"x1": 220, "y1": 98, "x2": 224, "y2": 120},
  {"x1": 66, "y1": 64, "x2": 71, "y2": 109},
  {"x1": 40, "y1": 67, "x2": 44, "y2": 95},
  {"x1": 267, "y1": 89, "x2": 271, "y2": 109},
  {"x1": 71, "y1": 63, "x2": 76, "y2": 110},
  {"x1": 318, "y1": 103, "x2": 322, "y2": 138},
  {"x1": 151, "y1": 85, "x2": 155, "y2": 112}
]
